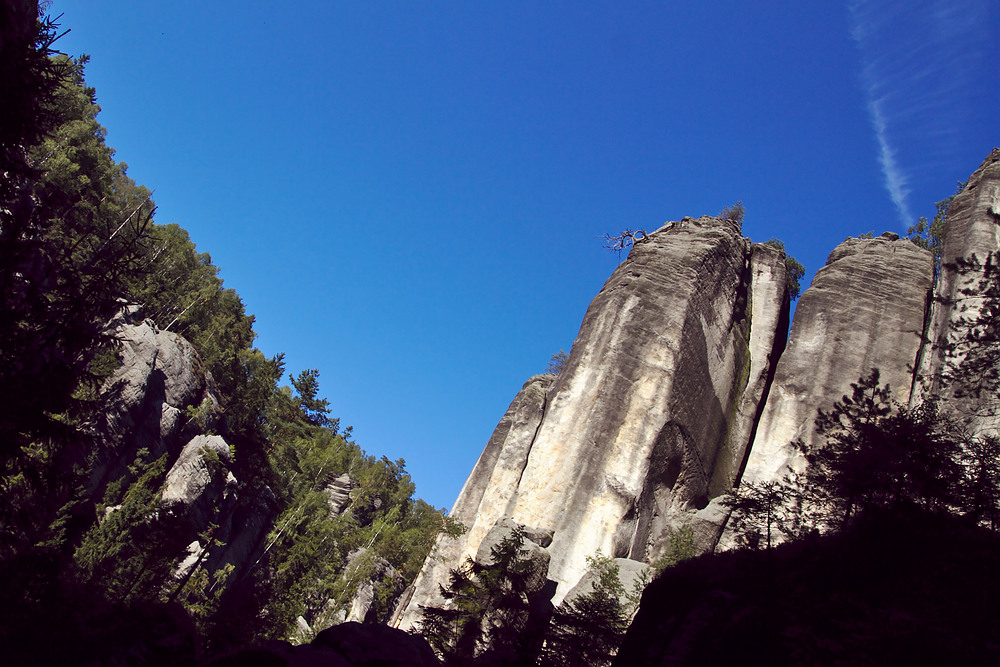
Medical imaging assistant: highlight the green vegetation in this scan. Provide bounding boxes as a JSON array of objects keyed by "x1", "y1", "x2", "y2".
[
  {"x1": 651, "y1": 525, "x2": 698, "y2": 571},
  {"x1": 718, "y1": 200, "x2": 745, "y2": 223},
  {"x1": 421, "y1": 536, "x2": 643, "y2": 667},
  {"x1": 538, "y1": 555, "x2": 640, "y2": 667},
  {"x1": 723, "y1": 369, "x2": 1000, "y2": 551},
  {"x1": 761, "y1": 238, "x2": 806, "y2": 300},
  {"x1": 908, "y1": 180, "x2": 965, "y2": 274},
  {"x1": 418, "y1": 526, "x2": 545, "y2": 665},
  {"x1": 545, "y1": 350, "x2": 569, "y2": 375},
  {"x1": 0, "y1": 10, "x2": 450, "y2": 661}
]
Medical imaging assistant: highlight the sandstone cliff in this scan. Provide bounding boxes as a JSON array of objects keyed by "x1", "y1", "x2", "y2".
[
  {"x1": 739, "y1": 233, "x2": 933, "y2": 487},
  {"x1": 399, "y1": 215, "x2": 791, "y2": 624},
  {"x1": 402, "y1": 150, "x2": 1000, "y2": 631},
  {"x1": 915, "y1": 148, "x2": 1000, "y2": 432}
]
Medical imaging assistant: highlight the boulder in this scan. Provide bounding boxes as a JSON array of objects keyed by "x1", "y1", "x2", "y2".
[
  {"x1": 474, "y1": 517, "x2": 552, "y2": 596},
  {"x1": 561, "y1": 557, "x2": 651, "y2": 608},
  {"x1": 160, "y1": 434, "x2": 236, "y2": 531}
]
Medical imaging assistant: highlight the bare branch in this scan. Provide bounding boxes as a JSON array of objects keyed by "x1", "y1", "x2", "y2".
[{"x1": 600, "y1": 229, "x2": 648, "y2": 257}]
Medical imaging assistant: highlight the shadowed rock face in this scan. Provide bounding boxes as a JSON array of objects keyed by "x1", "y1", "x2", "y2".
[
  {"x1": 915, "y1": 148, "x2": 1000, "y2": 431},
  {"x1": 740, "y1": 234, "x2": 934, "y2": 486},
  {"x1": 399, "y1": 216, "x2": 790, "y2": 621},
  {"x1": 93, "y1": 310, "x2": 276, "y2": 591}
]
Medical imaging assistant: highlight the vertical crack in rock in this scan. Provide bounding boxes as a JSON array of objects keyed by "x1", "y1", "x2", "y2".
[
  {"x1": 740, "y1": 234, "x2": 933, "y2": 489},
  {"x1": 504, "y1": 216, "x2": 771, "y2": 600}
]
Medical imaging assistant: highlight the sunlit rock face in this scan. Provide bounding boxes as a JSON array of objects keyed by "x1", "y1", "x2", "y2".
[
  {"x1": 509, "y1": 217, "x2": 788, "y2": 600},
  {"x1": 914, "y1": 148, "x2": 1000, "y2": 432},
  {"x1": 398, "y1": 216, "x2": 791, "y2": 621},
  {"x1": 91, "y1": 309, "x2": 223, "y2": 496},
  {"x1": 739, "y1": 234, "x2": 934, "y2": 487},
  {"x1": 393, "y1": 374, "x2": 554, "y2": 630}
]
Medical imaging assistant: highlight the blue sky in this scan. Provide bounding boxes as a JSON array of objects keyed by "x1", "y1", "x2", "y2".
[{"x1": 52, "y1": 1, "x2": 998, "y2": 510}]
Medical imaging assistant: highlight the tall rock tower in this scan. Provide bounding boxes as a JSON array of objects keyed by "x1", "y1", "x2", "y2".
[
  {"x1": 914, "y1": 148, "x2": 1000, "y2": 433},
  {"x1": 396, "y1": 215, "x2": 790, "y2": 628},
  {"x1": 394, "y1": 148, "x2": 1000, "y2": 647},
  {"x1": 739, "y1": 234, "x2": 934, "y2": 486}
]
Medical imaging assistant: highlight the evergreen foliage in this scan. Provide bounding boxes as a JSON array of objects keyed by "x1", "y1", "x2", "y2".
[
  {"x1": 419, "y1": 527, "x2": 545, "y2": 665},
  {"x1": 651, "y1": 525, "x2": 698, "y2": 571},
  {"x1": 762, "y1": 237, "x2": 806, "y2": 300},
  {"x1": 0, "y1": 9, "x2": 452, "y2": 659},
  {"x1": 908, "y1": 181, "x2": 964, "y2": 275},
  {"x1": 538, "y1": 555, "x2": 636, "y2": 667},
  {"x1": 724, "y1": 370, "x2": 994, "y2": 551},
  {"x1": 718, "y1": 200, "x2": 745, "y2": 223},
  {"x1": 545, "y1": 350, "x2": 569, "y2": 375}
]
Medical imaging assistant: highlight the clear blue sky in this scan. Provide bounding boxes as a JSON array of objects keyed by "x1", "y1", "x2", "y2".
[{"x1": 52, "y1": 1, "x2": 999, "y2": 510}]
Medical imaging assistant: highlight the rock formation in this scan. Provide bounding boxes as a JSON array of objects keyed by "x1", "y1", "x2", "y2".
[
  {"x1": 398, "y1": 215, "x2": 791, "y2": 625},
  {"x1": 93, "y1": 307, "x2": 222, "y2": 496},
  {"x1": 401, "y1": 150, "x2": 1000, "y2": 636},
  {"x1": 739, "y1": 233, "x2": 933, "y2": 486},
  {"x1": 93, "y1": 309, "x2": 276, "y2": 590},
  {"x1": 915, "y1": 148, "x2": 1000, "y2": 432}
]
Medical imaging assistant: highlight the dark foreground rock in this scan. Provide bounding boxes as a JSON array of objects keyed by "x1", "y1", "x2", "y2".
[
  {"x1": 615, "y1": 512, "x2": 1000, "y2": 666},
  {"x1": 206, "y1": 622, "x2": 440, "y2": 666}
]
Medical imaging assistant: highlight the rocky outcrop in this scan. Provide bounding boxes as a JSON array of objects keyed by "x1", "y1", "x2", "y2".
[
  {"x1": 325, "y1": 472, "x2": 355, "y2": 517},
  {"x1": 92, "y1": 309, "x2": 276, "y2": 591},
  {"x1": 161, "y1": 434, "x2": 237, "y2": 532},
  {"x1": 561, "y1": 557, "x2": 650, "y2": 608},
  {"x1": 915, "y1": 148, "x2": 1000, "y2": 432},
  {"x1": 401, "y1": 151, "x2": 998, "y2": 648},
  {"x1": 93, "y1": 308, "x2": 222, "y2": 496},
  {"x1": 506, "y1": 217, "x2": 788, "y2": 600},
  {"x1": 394, "y1": 375, "x2": 555, "y2": 629},
  {"x1": 739, "y1": 234, "x2": 934, "y2": 487},
  {"x1": 400, "y1": 216, "x2": 791, "y2": 622}
]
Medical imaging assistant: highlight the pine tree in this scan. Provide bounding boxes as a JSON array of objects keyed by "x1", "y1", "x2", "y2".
[{"x1": 539, "y1": 556, "x2": 634, "y2": 667}]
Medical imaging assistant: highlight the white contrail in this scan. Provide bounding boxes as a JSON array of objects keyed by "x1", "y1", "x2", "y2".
[
  {"x1": 867, "y1": 96, "x2": 913, "y2": 225},
  {"x1": 848, "y1": 0, "x2": 990, "y2": 228}
]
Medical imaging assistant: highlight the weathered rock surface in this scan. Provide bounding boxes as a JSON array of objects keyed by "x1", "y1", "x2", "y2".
[
  {"x1": 561, "y1": 557, "x2": 651, "y2": 608},
  {"x1": 474, "y1": 517, "x2": 553, "y2": 596},
  {"x1": 201, "y1": 485, "x2": 277, "y2": 584},
  {"x1": 739, "y1": 233, "x2": 933, "y2": 487},
  {"x1": 400, "y1": 216, "x2": 791, "y2": 619},
  {"x1": 400, "y1": 151, "x2": 999, "y2": 649},
  {"x1": 393, "y1": 375, "x2": 554, "y2": 629},
  {"x1": 507, "y1": 217, "x2": 787, "y2": 599},
  {"x1": 325, "y1": 472, "x2": 356, "y2": 517},
  {"x1": 915, "y1": 148, "x2": 1000, "y2": 431},
  {"x1": 93, "y1": 309, "x2": 222, "y2": 495},
  {"x1": 708, "y1": 242, "x2": 790, "y2": 497},
  {"x1": 92, "y1": 309, "x2": 276, "y2": 591},
  {"x1": 336, "y1": 549, "x2": 406, "y2": 624},
  {"x1": 161, "y1": 434, "x2": 236, "y2": 531}
]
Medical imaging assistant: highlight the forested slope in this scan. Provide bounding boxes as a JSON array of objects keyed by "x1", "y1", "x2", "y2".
[{"x1": 0, "y1": 8, "x2": 450, "y2": 663}]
